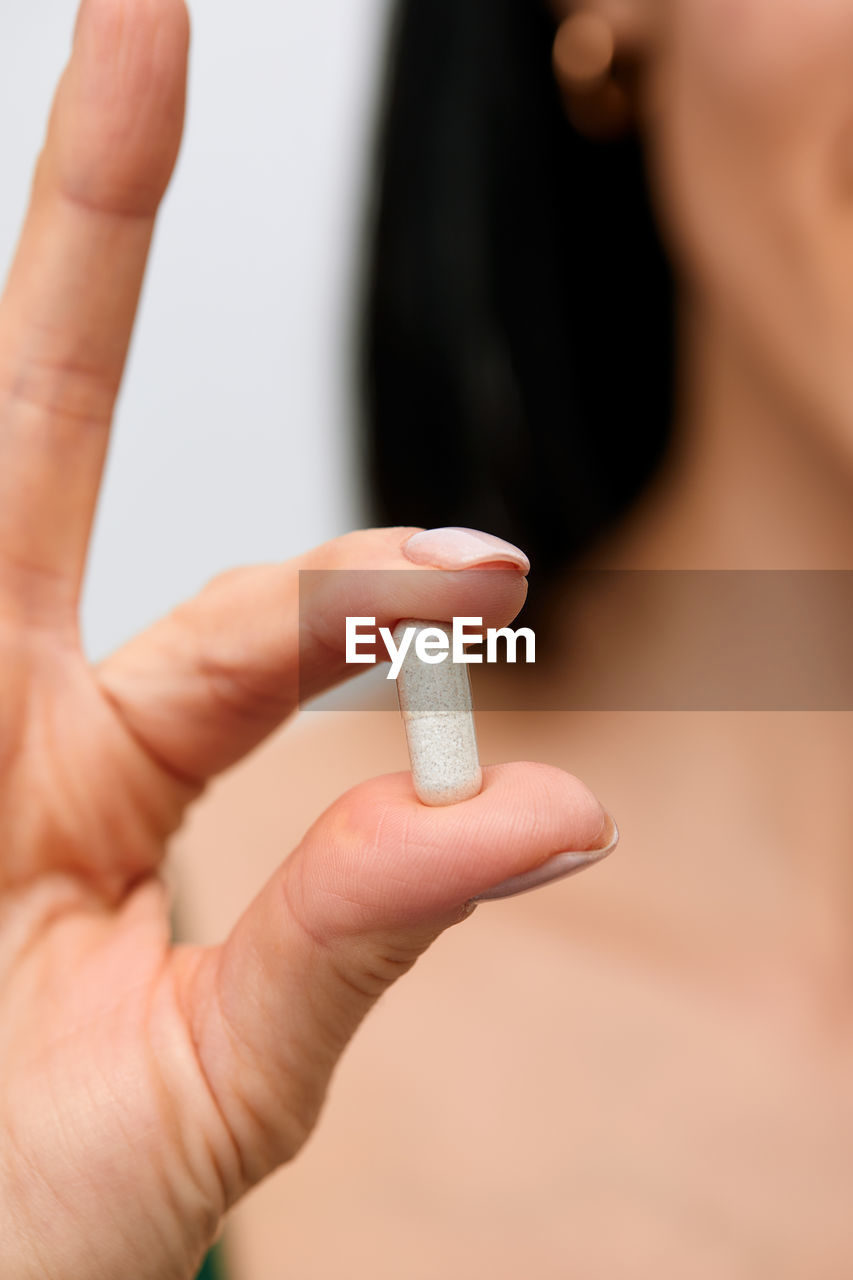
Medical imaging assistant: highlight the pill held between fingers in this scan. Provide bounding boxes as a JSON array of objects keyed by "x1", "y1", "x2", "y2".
[{"x1": 393, "y1": 620, "x2": 484, "y2": 807}]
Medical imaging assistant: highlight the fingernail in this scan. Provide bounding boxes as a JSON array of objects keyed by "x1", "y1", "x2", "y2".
[
  {"x1": 403, "y1": 527, "x2": 530, "y2": 574},
  {"x1": 471, "y1": 814, "x2": 619, "y2": 903}
]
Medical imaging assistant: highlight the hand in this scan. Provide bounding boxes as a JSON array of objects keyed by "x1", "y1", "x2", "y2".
[{"x1": 0, "y1": 3, "x2": 612, "y2": 1277}]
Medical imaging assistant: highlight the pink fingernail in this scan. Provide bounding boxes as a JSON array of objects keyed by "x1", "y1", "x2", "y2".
[
  {"x1": 402, "y1": 527, "x2": 530, "y2": 574},
  {"x1": 471, "y1": 814, "x2": 619, "y2": 903}
]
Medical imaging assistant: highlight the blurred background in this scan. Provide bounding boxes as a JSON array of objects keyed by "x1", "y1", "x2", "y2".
[{"x1": 0, "y1": 0, "x2": 390, "y2": 658}]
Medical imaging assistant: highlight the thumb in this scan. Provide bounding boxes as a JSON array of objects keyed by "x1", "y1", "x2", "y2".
[{"x1": 182, "y1": 763, "x2": 615, "y2": 1198}]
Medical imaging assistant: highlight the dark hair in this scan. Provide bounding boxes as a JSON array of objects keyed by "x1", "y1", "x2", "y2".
[{"x1": 360, "y1": 0, "x2": 675, "y2": 583}]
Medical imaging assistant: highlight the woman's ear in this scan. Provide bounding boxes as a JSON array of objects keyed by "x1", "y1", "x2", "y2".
[
  {"x1": 550, "y1": 0, "x2": 660, "y2": 50},
  {"x1": 551, "y1": 1, "x2": 662, "y2": 138}
]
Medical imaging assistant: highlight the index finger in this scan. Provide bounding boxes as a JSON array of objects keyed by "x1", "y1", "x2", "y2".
[
  {"x1": 97, "y1": 526, "x2": 531, "y2": 787},
  {"x1": 0, "y1": 0, "x2": 188, "y2": 618}
]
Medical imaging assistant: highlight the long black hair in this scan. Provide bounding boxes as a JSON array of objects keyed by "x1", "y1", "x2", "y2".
[{"x1": 360, "y1": 0, "x2": 675, "y2": 584}]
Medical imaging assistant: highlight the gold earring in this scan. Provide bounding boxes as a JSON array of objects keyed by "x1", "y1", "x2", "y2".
[{"x1": 553, "y1": 11, "x2": 633, "y2": 140}]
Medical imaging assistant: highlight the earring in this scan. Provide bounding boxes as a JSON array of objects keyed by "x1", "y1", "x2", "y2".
[{"x1": 553, "y1": 11, "x2": 634, "y2": 140}]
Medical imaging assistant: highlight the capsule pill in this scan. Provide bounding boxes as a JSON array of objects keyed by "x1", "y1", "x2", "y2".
[{"x1": 393, "y1": 619, "x2": 483, "y2": 806}]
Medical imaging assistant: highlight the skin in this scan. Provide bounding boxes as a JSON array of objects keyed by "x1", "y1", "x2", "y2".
[
  {"x1": 177, "y1": 0, "x2": 853, "y2": 1275},
  {"x1": 0, "y1": 3, "x2": 610, "y2": 1277}
]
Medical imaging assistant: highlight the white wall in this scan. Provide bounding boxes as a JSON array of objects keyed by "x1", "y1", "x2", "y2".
[{"x1": 0, "y1": 0, "x2": 391, "y2": 657}]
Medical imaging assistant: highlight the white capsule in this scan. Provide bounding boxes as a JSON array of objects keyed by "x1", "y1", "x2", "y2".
[{"x1": 393, "y1": 619, "x2": 483, "y2": 806}]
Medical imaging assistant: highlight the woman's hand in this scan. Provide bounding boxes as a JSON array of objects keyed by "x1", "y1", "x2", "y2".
[{"x1": 0, "y1": 3, "x2": 612, "y2": 1276}]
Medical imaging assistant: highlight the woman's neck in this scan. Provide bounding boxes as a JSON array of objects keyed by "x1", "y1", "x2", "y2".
[
  {"x1": 543, "y1": 298, "x2": 853, "y2": 983},
  {"x1": 591, "y1": 296, "x2": 853, "y2": 571}
]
